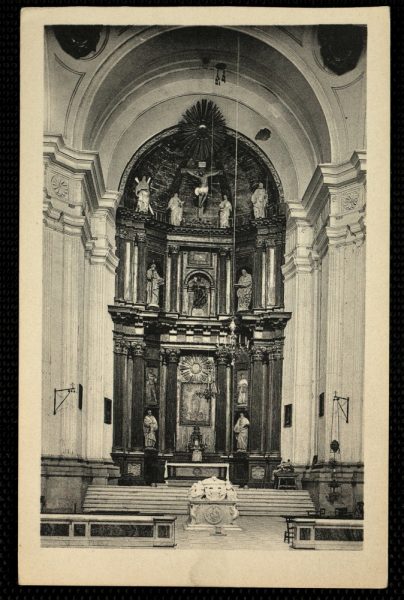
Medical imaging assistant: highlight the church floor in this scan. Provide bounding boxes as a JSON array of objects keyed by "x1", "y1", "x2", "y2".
[{"x1": 173, "y1": 516, "x2": 291, "y2": 550}]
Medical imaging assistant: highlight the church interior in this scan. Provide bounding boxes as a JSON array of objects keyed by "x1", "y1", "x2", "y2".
[{"x1": 42, "y1": 24, "x2": 366, "y2": 546}]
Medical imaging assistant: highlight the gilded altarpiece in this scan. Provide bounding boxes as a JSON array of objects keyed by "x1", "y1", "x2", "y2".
[{"x1": 176, "y1": 355, "x2": 216, "y2": 452}]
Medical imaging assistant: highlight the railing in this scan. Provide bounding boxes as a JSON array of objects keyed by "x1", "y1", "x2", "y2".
[
  {"x1": 40, "y1": 513, "x2": 176, "y2": 547},
  {"x1": 290, "y1": 517, "x2": 363, "y2": 550}
]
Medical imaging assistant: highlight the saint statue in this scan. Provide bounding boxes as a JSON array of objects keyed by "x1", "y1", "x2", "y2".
[
  {"x1": 234, "y1": 412, "x2": 250, "y2": 452},
  {"x1": 182, "y1": 166, "x2": 222, "y2": 213},
  {"x1": 143, "y1": 409, "x2": 158, "y2": 448},
  {"x1": 237, "y1": 376, "x2": 248, "y2": 405},
  {"x1": 235, "y1": 269, "x2": 252, "y2": 311},
  {"x1": 218, "y1": 195, "x2": 232, "y2": 228},
  {"x1": 134, "y1": 175, "x2": 154, "y2": 215},
  {"x1": 251, "y1": 182, "x2": 268, "y2": 219},
  {"x1": 188, "y1": 276, "x2": 208, "y2": 312},
  {"x1": 167, "y1": 193, "x2": 184, "y2": 226},
  {"x1": 146, "y1": 263, "x2": 164, "y2": 307},
  {"x1": 145, "y1": 370, "x2": 158, "y2": 405}
]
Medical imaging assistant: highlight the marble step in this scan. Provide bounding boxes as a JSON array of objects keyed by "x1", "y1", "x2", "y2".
[{"x1": 83, "y1": 485, "x2": 315, "y2": 516}]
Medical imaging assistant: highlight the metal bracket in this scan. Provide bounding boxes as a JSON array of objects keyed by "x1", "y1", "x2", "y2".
[
  {"x1": 53, "y1": 384, "x2": 75, "y2": 415},
  {"x1": 333, "y1": 391, "x2": 350, "y2": 423}
]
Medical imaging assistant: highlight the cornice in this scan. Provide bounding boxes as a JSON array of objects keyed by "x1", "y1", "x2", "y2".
[
  {"x1": 302, "y1": 151, "x2": 367, "y2": 225},
  {"x1": 44, "y1": 134, "x2": 121, "y2": 215}
]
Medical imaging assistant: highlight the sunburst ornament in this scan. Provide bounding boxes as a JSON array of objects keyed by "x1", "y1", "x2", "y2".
[
  {"x1": 179, "y1": 355, "x2": 214, "y2": 384},
  {"x1": 178, "y1": 100, "x2": 227, "y2": 161}
]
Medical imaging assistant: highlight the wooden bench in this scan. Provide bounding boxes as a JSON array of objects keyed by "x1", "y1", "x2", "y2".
[
  {"x1": 291, "y1": 517, "x2": 363, "y2": 550},
  {"x1": 40, "y1": 514, "x2": 176, "y2": 547}
]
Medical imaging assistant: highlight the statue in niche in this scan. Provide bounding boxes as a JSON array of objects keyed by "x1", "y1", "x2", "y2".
[
  {"x1": 181, "y1": 166, "x2": 222, "y2": 214},
  {"x1": 143, "y1": 409, "x2": 158, "y2": 448},
  {"x1": 188, "y1": 276, "x2": 208, "y2": 313},
  {"x1": 167, "y1": 193, "x2": 184, "y2": 226},
  {"x1": 145, "y1": 369, "x2": 158, "y2": 405},
  {"x1": 218, "y1": 195, "x2": 232, "y2": 228},
  {"x1": 146, "y1": 263, "x2": 164, "y2": 307},
  {"x1": 134, "y1": 176, "x2": 154, "y2": 215},
  {"x1": 234, "y1": 412, "x2": 250, "y2": 452},
  {"x1": 235, "y1": 269, "x2": 252, "y2": 311},
  {"x1": 251, "y1": 182, "x2": 268, "y2": 219},
  {"x1": 237, "y1": 375, "x2": 249, "y2": 405}
]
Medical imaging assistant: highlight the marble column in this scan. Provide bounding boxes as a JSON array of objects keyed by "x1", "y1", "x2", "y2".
[
  {"x1": 215, "y1": 347, "x2": 230, "y2": 454},
  {"x1": 164, "y1": 348, "x2": 180, "y2": 453},
  {"x1": 169, "y1": 245, "x2": 179, "y2": 313},
  {"x1": 130, "y1": 341, "x2": 146, "y2": 451},
  {"x1": 131, "y1": 239, "x2": 138, "y2": 303},
  {"x1": 250, "y1": 346, "x2": 267, "y2": 453},
  {"x1": 136, "y1": 232, "x2": 147, "y2": 305},
  {"x1": 218, "y1": 249, "x2": 228, "y2": 314},
  {"x1": 159, "y1": 352, "x2": 168, "y2": 452},
  {"x1": 275, "y1": 240, "x2": 284, "y2": 307},
  {"x1": 164, "y1": 248, "x2": 171, "y2": 312},
  {"x1": 112, "y1": 337, "x2": 128, "y2": 450},
  {"x1": 253, "y1": 243, "x2": 263, "y2": 310},
  {"x1": 269, "y1": 339, "x2": 284, "y2": 456},
  {"x1": 116, "y1": 232, "x2": 125, "y2": 301}
]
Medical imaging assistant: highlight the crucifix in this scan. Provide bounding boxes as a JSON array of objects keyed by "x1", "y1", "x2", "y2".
[{"x1": 181, "y1": 163, "x2": 222, "y2": 218}]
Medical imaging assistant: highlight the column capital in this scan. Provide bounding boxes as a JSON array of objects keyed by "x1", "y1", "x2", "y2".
[
  {"x1": 161, "y1": 348, "x2": 181, "y2": 364},
  {"x1": 250, "y1": 345, "x2": 268, "y2": 362},
  {"x1": 215, "y1": 345, "x2": 232, "y2": 365},
  {"x1": 168, "y1": 244, "x2": 180, "y2": 255},
  {"x1": 113, "y1": 337, "x2": 130, "y2": 355},
  {"x1": 136, "y1": 232, "x2": 147, "y2": 244},
  {"x1": 219, "y1": 246, "x2": 231, "y2": 257},
  {"x1": 130, "y1": 340, "x2": 147, "y2": 357}
]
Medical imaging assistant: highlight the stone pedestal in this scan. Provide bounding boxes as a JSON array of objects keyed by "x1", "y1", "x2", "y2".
[
  {"x1": 144, "y1": 448, "x2": 159, "y2": 485},
  {"x1": 185, "y1": 500, "x2": 241, "y2": 531}
]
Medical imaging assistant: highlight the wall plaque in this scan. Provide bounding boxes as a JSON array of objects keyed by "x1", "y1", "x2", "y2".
[{"x1": 188, "y1": 251, "x2": 211, "y2": 267}]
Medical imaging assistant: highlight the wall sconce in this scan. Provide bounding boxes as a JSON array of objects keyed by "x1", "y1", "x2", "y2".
[
  {"x1": 53, "y1": 383, "x2": 76, "y2": 415},
  {"x1": 215, "y1": 62, "x2": 227, "y2": 85}
]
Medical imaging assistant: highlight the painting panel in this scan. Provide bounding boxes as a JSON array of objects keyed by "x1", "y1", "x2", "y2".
[{"x1": 180, "y1": 383, "x2": 211, "y2": 426}]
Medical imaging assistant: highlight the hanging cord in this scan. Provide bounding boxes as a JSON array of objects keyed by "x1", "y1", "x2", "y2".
[{"x1": 232, "y1": 34, "x2": 240, "y2": 322}]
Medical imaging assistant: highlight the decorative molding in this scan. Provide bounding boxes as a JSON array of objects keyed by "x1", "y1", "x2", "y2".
[
  {"x1": 50, "y1": 174, "x2": 69, "y2": 200},
  {"x1": 44, "y1": 134, "x2": 120, "y2": 217}
]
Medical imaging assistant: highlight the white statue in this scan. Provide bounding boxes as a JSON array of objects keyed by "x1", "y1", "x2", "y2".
[
  {"x1": 143, "y1": 409, "x2": 158, "y2": 448},
  {"x1": 134, "y1": 175, "x2": 154, "y2": 215},
  {"x1": 234, "y1": 412, "x2": 250, "y2": 452},
  {"x1": 251, "y1": 182, "x2": 268, "y2": 219},
  {"x1": 146, "y1": 263, "x2": 164, "y2": 307},
  {"x1": 237, "y1": 376, "x2": 248, "y2": 405},
  {"x1": 235, "y1": 269, "x2": 252, "y2": 311},
  {"x1": 189, "y1": 480, "x2": 205, "y2": 499},
  {"x1": 167, "y1": 193, "x2": 184, "y2": 226},
  {"x1": 182, "y1": 166, "x2": 222, "y2": 211},
  {"x1": 145, "y1": 370, "x2": 158, "y2": 405},
  {"x1": 218, "y1": 195, "x2": 232, "y2": 228}
]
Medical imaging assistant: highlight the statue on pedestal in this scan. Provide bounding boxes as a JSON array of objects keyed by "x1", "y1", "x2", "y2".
[
  {"x1": 143, "y1": 409, "x2": 158, "y2": 448},
  {"x1": 251, "y1": 182, "x2": 268, "y2": 219},
  {"x1": 146, "y1": 263, "x2": 164, "y2": 307},
  {"x1": 134, "y1": 175, "x2": 154, "y2": 215},
  {"x1": 234, "y1": 411, "x2": 250, "y2": 452},
  {"x1": 235, "y1": 269, "x2": 252, "y2": 311},
  {"x1": 218, "y1": 195, "x2": 232, "y2": 228},
  {"x1": 167, "y1": 193, "x2": 184, "y2": 226}
]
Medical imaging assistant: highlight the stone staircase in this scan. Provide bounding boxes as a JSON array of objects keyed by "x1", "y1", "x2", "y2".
[{"x1": 83, "y1": 485, "x2": 315, "y2": 517}]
